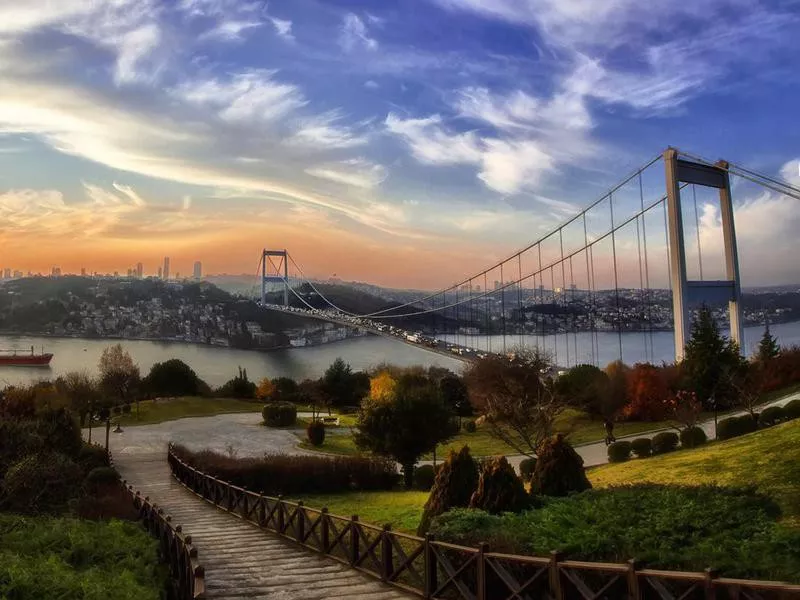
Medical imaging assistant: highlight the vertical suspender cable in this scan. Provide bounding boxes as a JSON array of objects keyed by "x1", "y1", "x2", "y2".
[
  {"x1": 583, "y1": 214, "x2": 596, "y2": 366},
  {"x1": 609, "y1": 193, "x2": 624, "y2": 363},
  {"x1": 500, "y1": 263, "x2": 507, "y2": 355},
  {"x1": 559, "y1": 228, "x2": 569, "y2": 368},
  {"x1": 692, "y1": 184, "x2": 704, "y2": 280},
  {"x1": 484, "y1": 272, "x2": 490, "y2": 354},
  {"x1": 639, "y1": 173, "x2": 655, "y2": 362},
  {"x1": 550, "y1": 266, "x2": 558, "y2": 366},
  {"x1": 518, "y1": 254, "x2": 524, "y2": 350}
]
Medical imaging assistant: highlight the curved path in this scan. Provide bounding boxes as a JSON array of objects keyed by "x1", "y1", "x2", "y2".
[{"x1": 113, "y1": 446, "x2": 413, "y2": 599}]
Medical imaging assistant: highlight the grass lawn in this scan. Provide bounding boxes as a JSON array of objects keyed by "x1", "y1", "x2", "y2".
[
  {"x1": 113, "y1": 397, "x2": 262, "y2": 426},
  {"x1": 288, "y1": 490, "x2": 429, "y2": 533},
  {"x1": 589, "y1": 419, "x2": 800, "y2": 525},
  {"x1": 0, "y1": 514, "x2": 165, "y2": 600}
]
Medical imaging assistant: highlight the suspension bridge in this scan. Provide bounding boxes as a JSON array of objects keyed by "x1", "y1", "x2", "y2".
[{"x1": 256, "y1": 148, "x2": 800, "y2": 369}]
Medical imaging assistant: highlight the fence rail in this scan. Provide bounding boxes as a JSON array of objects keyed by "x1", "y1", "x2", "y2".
[
  {"x1": 119, "y1": 471, "x2": 205, "y2": 599},
  {"x1": 167, "y1": 445, "x2": 800, "y2": 600}
]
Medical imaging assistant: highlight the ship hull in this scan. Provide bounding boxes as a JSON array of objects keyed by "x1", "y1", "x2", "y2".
[{"x1": 0, "y1": 353, "x2": 53, "y2": 366}]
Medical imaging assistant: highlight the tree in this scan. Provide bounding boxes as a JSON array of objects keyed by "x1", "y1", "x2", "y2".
[
  {"x1": 369, "y1": 371, "x2": 397, "y2": 402},
  {"x1": 98, "y1": 344, "x2": 140, "y2": 416},
  {"x1": 464, "y1": 348, "x2": 562, "y2": 457},
  {"x1": 417, "y1": 446, "x2": 479, "y2": 535},
  {"x1": 554, "y1": 364, "x2": 612, "y2": 417},
  {"x1": 604, "y1": 360, "x2": 630, "y2": 415},
  {"x1": 665, "y1": 389, "x2": 702, "y2": 431},
  {"x1": 756, "y1": 326, "x2": 780, "y2": 363},
  {"x1": 622, "y1": 363, "x2": 670, "y2": 421},
  {"x1": 55, "y1": 371, "x2": 98, "y2": 435},
  {"x1": 438, "y1": 375, "x2": 472, "y2": 425},
  {"x1": 530, "y1": 434, "x2": 592, "y2": 497},
  {"x1": 217, "y1": 367, "x2": 256, "y2": 399},
  {"x1": 270, "y1": 377, "x2": 299, "y2": 402},
  {"x1": 355, "y1": 373, "x2": 458, "y2": 489},
  {"x1": 144, "y1": 359, "x2": 202, "y2": 397},
  {"x1": 320, "y1": 358, "x2": 367, "y2": 408},
  {"x1": 681, "y1": 307, "x2": 744, "y2": 410},
  {"x1": 256, "y1": 377, "x2": 275, "y2": 401}
]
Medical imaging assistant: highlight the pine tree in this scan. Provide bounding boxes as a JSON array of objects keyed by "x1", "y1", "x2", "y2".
[
  {"x1": 681, "y1": 307, "x2": 744, "y2": 410},
  {"x1": 756, "y1": 326, "x2": 780, "y2": 362}
]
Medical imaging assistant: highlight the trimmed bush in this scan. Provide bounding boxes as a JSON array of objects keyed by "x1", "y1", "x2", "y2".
[
  {"x1": 36, "y1": 407, "x2": 82, "y2": 459},
  {"x1": 417, "y1": 445, "x2": 479, "y2": 535},
  {"x1": 719, "y1": 415, "x2": 759, "y2": 440},
  {"x1": 413, "y1": 465, "x2": 436, "y2": 491},
  {"x1": 531, "y1": 434, "x2": 591, "y2": 497},
  {"x1": 784, "y1": 399, "x2": 800, "y2": 420},
  {"x1": 1, "y1": 452, "x2": 83, "y2": 513},
  {"x1": 84, "y1": 466, "x2": 121, "y2": 490},
  {"x1": 463, "y1": 420, "x2": 477, "y2": 433},
  {"x1": 470, "y1": 456, "x2": 531, "y2": 514},
  {"x1": 758, "y1": 406, "x2": 785, "y2": 428},
  {"x1": 680, "y1": 426, "x2": 707, "y2": 449},
  {"x1": 630, "y1": 437, "x2": 652, "y2": 458},
  {"x1": 77, "y1": 444, "x2": 110, "y2": 473},
  {"x1": 519, "y1": 457, "x2": 536, "y2": 483},
  {"x1": 607, "y1": 441, "x2": 632, "y2": 463},
  {"x1": 171, "y1": 444, "x2": 397, "y2": 495},
  {"x1": 651, "y1": 431, "x2": 679, "y2": 455},
  {"x1": 306, "y1": 421, "x2": 326, "y2": 447},
  {"x1": 262, "y1": 402, "x2": 297, "y2": 427}
]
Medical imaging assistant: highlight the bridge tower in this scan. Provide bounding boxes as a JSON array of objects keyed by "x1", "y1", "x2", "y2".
[
  {"x1": 261, "y1": 249, "x2": 289, "y2": 307},
  {"x1": 664, "y1": 149, "x2": 743, "y2": 360}
]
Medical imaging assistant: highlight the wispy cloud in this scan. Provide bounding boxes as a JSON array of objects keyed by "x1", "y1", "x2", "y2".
[
  {"x1": 306, "y1": 158, "x2": 388, "y2": 189},
  {"x1": 339, "y1": 13, "x2": 378, "y2": 52},
  {"x1": 285, "y1": 112, "x2": 369, "y2": 150}
]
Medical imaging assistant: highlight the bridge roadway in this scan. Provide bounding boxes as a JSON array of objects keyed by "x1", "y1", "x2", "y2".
[{"x1": 115, "y1": 450, "x2": 415, "y2": 600}]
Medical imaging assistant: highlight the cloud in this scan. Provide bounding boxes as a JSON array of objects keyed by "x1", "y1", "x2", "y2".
[
  {"x1": 200, "y1": 20, "x2": 263, "y2": 42},
  {"x1": 339, "y1": 14, "x2": 378, "y2": 52},
  {"x1": 385, "y1": 114, "x2": 482, "y2": 165},
  {"x1": 176, "y1": 70, "x2": 307, "y2": 124},
  {"x1": 306, "y1": 159, "x2": 388, "y2": 189},
  {"x1": 270, "y1": 17, "x2": 294, "y2": 41},
  {"x1": 285, "y1": 112, "x2": 369, "y2": 150}
]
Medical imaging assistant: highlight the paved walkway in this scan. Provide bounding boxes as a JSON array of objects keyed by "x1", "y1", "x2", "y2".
[{"x1": 115, "y1": 451, "x2": 414, "y2": 600}]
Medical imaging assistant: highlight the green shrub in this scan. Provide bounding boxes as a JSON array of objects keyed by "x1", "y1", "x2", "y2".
[
  {"x1": 469, "y1": 456, "x2": 531, "y2": 514},
  {"x1": 36, "y1": 407, "x2": 82, "y2": 458},
  {"x1": 306, "y1": 421, "x2": 326, "y2": 447},
  {"x1": 262, "y1": 402, "x2": 297, "y2": 427},
  {"x1": 651, "y1": 431, "x2": 679, "y2": 454},
  {"x1": 77, "y1": 444, "x2": 110, "y2": 473},
  {"x1": 530, "y1": 434, "x2": 591, "y2": 497},
  {"x1": 171, "y1": 444, "x2": 397, "y2": 495},
  {"x1": 680, "y1": 426, "x2": 707, "y2": 449},
  {"x1": 428, "y1": 485, "x2": 800, "y2": 582},
  {"x1": 413, "y1": 465, "x2": 436, "y2": 491},
  {"x1": 519, "y1": 457, "x2": 536, "y2": 482},
  {"x1": 607, "y1": 441, "x2": 632, "y2": 463},
  {"x1": 122, "y1": 403, "x2": 132, "y2": 414},
  {"x1": 719, "y1": 415, "x2": 759, "y2": 440},
  {"x1": 784, "y1": 399, "x2": 800, "y2": 420},
  {"x1": 84, "y1": 466, "x2": 121, "y2": 489},
  {"x1": 463, "y1": 420, "x2": 477, "y2": 433},
  {"x1": 1, "y1": 452, "x2": 83, "y2": 513},
  {"x1": 630, "y1": 437, "x2": 652, "y2": 458},
  {"x1": 758, "y1": 406, "x2": 785, "y2": 428},
  {"x1": 0, "y1": 420, "x2": 43, "y2": 476},
  {"x1": 417, "y1": 445, "x2": 479, "y2": 535}
]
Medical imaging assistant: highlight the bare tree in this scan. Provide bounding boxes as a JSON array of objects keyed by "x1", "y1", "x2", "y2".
[
  {"x1": 464, "y1": 347, "x2": 564, "y2": 457},
  {"x1": 55, "y1": 371, "x2": 98, "y2": 441}
]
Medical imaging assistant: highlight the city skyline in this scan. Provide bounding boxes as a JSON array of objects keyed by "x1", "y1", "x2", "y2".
[{"x1": 0, "y1": 2, "x2": 798, "y2": 289}]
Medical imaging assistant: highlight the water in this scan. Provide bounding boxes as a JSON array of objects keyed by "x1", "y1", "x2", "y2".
[
  {"x1": 440, "y1": 320, "x2": 800, "y2": 367},
  {"x1": 0, "y1": 335, "x2": 465, "y2": 387},
  {"x1": 3, "y1": 320, "x2": 798, "y2": 387}
]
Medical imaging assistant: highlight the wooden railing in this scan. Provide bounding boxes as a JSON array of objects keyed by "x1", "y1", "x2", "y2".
[
  {"x1": 114, "y1": 448, "x2": 205, "y2": 600},
  {"x1": 167, "y1": 445, "x2": 800, "y2": 600}
]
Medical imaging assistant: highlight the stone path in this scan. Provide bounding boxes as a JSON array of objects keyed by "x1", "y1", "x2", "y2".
[{"x1": 115, "y1": 451, "x2": 414, "y2": 600}]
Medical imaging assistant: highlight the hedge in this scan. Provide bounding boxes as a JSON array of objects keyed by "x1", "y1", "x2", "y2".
[
  {"x1": 784, "y1": 399, "x2": 800, "y2": 420},
  {"x1": 651, "y1": 431, "x2": 679, "y2": 455},
  {"x1": 306, "y1": 421, "x2": 325, "y2": 446},
  {"x1": 679, "y1": 426, "x2": 707, "y2": 449},
  {"x1": 717, "y1": 414, "x2": 759, "y2": 440},
  {"x1": 262, "y1": 402, "x2": 297, "y2": 427},
  {"x1": 519, "y1": 457, "x2": 537, "y2": 482},
  {"x1": 630, "y1": 437, "x2": 652, "y2": 458},
  {"x1": 171, "y1": 444, "x2": 398, "y2": 494},
  {"x1": 758, "y1": 406, "x2": 785, "y2": 428},
  {"x1": 607, "y1": 441, "x2": 632, "y2": 463},
  {"x1": 413, "y1": 465, "x2": 436, "y2": 491}
]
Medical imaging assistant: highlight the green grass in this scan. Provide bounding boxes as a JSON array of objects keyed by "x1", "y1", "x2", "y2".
[
  {"x1": 113, "y1": 397, "x2": 262, "y2": 425},
  {"x1": 589, "y1": 419, "x2": 800, "y2": 525},
  {"x1": 288, "y1": 490, "x2": 429, "y2": 533},
  {"x1": 0, "y1": 514, "x2": 165, "y2": 600}
]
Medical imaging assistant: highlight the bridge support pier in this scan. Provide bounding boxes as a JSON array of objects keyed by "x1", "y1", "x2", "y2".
[
  {"x1": 261, "y1": 249, "x2": 289, "y2": 307},
  {"x1": 664, "y1": 149, "x2": 743, "y2": 361}
]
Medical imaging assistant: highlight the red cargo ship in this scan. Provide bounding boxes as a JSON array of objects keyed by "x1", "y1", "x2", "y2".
[{"x1": 0, "y1": 346, "x2": 53, "y2": 366}]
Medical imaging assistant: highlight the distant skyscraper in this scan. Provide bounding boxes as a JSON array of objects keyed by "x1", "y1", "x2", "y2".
[
  {"x1": 163, "y1": 257, "x2": 170, "y2": 280},
  {"x1": 158, "y1": 266, "x2": 163, "y2": 279},
  {"x1": 136, "y1": 262, "x2": 143, "y2": 278},
  {"x1": 80, "y1": 267, "x2": 86, "y2": 277},
  {"x1": 51, "y1": 266, "x2": 61, "y2": 277},
  {"x1": 193, "y1": 261, "x2": 202, "y2": 280}
]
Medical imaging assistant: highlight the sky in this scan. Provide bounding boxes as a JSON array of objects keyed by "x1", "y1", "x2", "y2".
[{"x1": 0, "y1": 0, "x2": 799, "y2": 289}]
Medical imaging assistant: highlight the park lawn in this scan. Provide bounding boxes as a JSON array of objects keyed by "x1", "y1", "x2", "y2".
[
  {"x1": 114, "y1": 396, "x2": 261, "y2": 425},
  {"x1": 289, "y1": 490, "x2": 429, "y2": 533},
  {"x1": 0, "y1": 514, "x2": 165, "y2": 600},
  {"x1": 589, "y1": 419, "x2": 800, "y2": 525}
]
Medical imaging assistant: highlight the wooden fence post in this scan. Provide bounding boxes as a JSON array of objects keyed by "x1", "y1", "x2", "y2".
[
  {"x1": 381, "y1": 524, "x2": 393, "y2": 582},
  {"x1": 277, "y1": 496, "x2": 285, "y2": 533},
  {"x1": 350, "y1": 515, "x2": 360, "y2": 566},
  {"x1": 477, "y1": 542, "x2": 488, "y2": 600},
  {"x1": 425, "y1": 534, "x2": 437, "y2": 599},
  {"x1": 704, "y1": 567, "x2": 718, "y2": 600},
  {"x1": 549, "y1": 551, "x2": 564, "y2": 600},
  {"x1": 627, "y1": 559, "x2": 641, "y2": 600},
  {"x1": 321, "y1": 508, "x2": 330, "y2": 553},
  {"x1": 296, "y1": 501, "x2": 305, "y2": 542}
]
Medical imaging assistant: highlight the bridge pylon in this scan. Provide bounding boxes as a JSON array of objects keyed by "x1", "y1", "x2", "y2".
[
  {"x1": 261, "y1": 249, "x2": 289, "y2": 307},
  {"x1": 664, "y1": 149, "x2": 743, "y2": 360}
]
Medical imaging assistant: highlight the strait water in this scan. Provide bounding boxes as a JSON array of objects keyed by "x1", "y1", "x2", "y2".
[{"x1": 2, "y1": 320, "x2": 799, "y2": 387}]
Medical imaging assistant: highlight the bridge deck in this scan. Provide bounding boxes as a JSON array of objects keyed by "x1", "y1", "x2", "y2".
[{"x1": 116, "y1": 452, "x2": 414, "y2": 600}]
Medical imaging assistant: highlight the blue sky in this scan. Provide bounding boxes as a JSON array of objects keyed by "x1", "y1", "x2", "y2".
[{"x1": 0, "y1": 0, "x2": 798, "y2": 288}]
